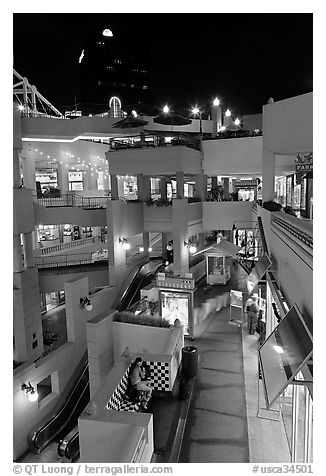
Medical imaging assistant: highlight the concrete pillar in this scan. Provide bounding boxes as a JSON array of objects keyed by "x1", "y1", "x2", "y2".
[
  {"x1": 176, "y1": 171, "x2": 184, "y2": 199},
  {"x1": 13, "y1": 149, "x2": 21, "y2": 188},
  {"x1": 13, "y1": 234, "x2": 23, "y2": 272},
  {"x1": 198, "y1": 233, "x2": 206, "y2": 251},
  {"x1": 57, "y1": 162, "x2": 69, "y2": 192},
  {"x1": 32, "y1": 230, "x2": 40, "y2": 249},
  {"x1": 172, "y1": 199, "x2": 189, "y2": 276},
  {"x1": 160, "y1": 177, "x2": 167, "y2": 199},
  {"x1": 87, "y1": 168, "x2": 98, "y2": 191},
  {"x1": 211, "y1": 176, "x2": 218, "y2": 191},
  {"x1": 110, "y1": 174, "x2": 118, "y2": 200},
  {"x1": 13, "y1": 268, "x2": 43, "y2": 363},
  {"x1": 22, "y1": 232, "x2": 34, "y2": 268},
  {"x1": 137, "y1": 174, "x2": 151, "y2": 202},
  {"x1": 223, "y1": 177, "x2": 230, "y2": 200},
  {"x1": 143, "y1": 232, "x2": 150, "y2": 260},
  {"x1": 106, "y1": 201, "x2": 128, "y2": 287},
  {"x1": 161, "y1": 233, "x2": 168, "y2": 261},
  {"x1": 262, "y1": 150, "x2": 276, "y2": 202},
  {"x1": 211, "y1": 103, "x2": 222, "y2": 137},
  {"x1": 194, "y1": 173, "x2": 207, "y2": 201}
]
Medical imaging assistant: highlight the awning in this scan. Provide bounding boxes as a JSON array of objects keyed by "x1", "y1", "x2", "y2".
[
  {"x1": 259, "y1": 304, "x2": 313, "y2": 409},
  {"x1": 192, "y1": 240, "x2": 241, "y2": 257}
]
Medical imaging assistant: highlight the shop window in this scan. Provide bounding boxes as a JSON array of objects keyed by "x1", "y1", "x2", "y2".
[{"x1": 37, "y1": 375, "x2": 52, "y2": 403}]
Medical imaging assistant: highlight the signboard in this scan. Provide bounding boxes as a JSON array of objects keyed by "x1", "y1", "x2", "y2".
[
  {"x1": 246, "y1": 253, "x2": 272, "y2": 294},
  {"x1": 259, "y1": 304, "x2": 312, "y2": 409},
  {"x1": 68, "y1": 171, "x2": 83, "y2": 182},
  {"x1": 160, "y1": 290, "x2": 190, "y2": 332},
  {"x1": 230, "y1": 290, "x2": 243, "y2": 308},
  {"x1": 295, "y1": 153, "x2": 313, "y2": 172},
  {"x1": 156, "y1": 275, "x2": 195, "y2": 290},
  {"x1": 35, "y1": 170, "x2": 58, "y2": 183},
  {"x1": 235, "y1": 179, "x2": 259, "y2": 188}
]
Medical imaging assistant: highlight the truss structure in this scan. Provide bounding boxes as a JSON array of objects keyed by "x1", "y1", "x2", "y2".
[{"x1": 13, "y1": 69, "x2": 63, "y2": 118}]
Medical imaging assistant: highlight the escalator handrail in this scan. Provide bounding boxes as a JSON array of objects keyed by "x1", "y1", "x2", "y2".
[{"x1": 30, "y1": 359, "x2": 89, "y2": 453}]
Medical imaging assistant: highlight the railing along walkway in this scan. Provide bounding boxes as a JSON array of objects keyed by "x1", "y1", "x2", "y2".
[
  {"x1": 272, "y1": 215, "x2": 313, "y2": 251},
  {"x1": 34, "y1": 193, "x2": 108, "y2": 209},
  {"x1": 41, "y1": 236, "x2": 102, "y2": 255},
  {"x1": 35, "y1": 252, "x2": 107, "y2": 268}
]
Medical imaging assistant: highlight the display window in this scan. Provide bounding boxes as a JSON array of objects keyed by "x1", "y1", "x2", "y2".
[
  {"x1": 35, "y1": 169, "x2": 59, "y2": 192},
  {"x1": 68, "y1": 171, "x2": 83, "y2": 191},
  {"x1": 38, "y1": 225, "x2": 59, "y2": 241},
  {"x1": 160, "y1": 290, "x2": 190, "y2": 333}
]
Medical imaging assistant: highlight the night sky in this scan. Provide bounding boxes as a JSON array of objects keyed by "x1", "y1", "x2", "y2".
[{"x1": 13, "y1": 12, "x2": 313, "y2": 116}]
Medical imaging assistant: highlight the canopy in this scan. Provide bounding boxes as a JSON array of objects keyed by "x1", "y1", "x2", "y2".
[{"x1": 193, "y1": 240, "x2": 241, "y2": 257}]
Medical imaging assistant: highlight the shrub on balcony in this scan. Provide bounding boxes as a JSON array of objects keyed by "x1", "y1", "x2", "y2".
[
  {"x1": 262, "y1": 200, "x2": 283, "y2": 212},
  {"x1": 283, "y1": 205, "x2": 297, "y2": 216},
  {"x1": 113, "y1": 311, "x2": 171, "y2": 328},
  {"x1": 145, "y1": 198, "x2": 172, "y2": 207},
  {"x1": 188, "y1": 197, "x2": 201, "y2": 203}
]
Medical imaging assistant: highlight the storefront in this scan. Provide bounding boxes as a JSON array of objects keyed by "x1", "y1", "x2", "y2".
[
  {"x1": 38, "y1": 224, "x2": 60, "y2": 242},
  {"x1": 40, "y1": 290, "x2": 65, "y2": 313},
  {"x1": 249, "y1": 261, "x2": 313, "y2": 463},
  {"x1": 234, "y1": 178, "x2": 259, "y2": 201},
  {"x1": 35, "y1": 168, "x2": 59, "y2": 193}
]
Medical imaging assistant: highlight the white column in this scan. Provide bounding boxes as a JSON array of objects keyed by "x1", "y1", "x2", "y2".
[
  {"x1": 262, "y1": 149, "x2": 276, "y2": 202},
  {"x1": 176, "y1": 171, "x2": 184, "y2": 199},
  {"x1": 13, "y1": 234, "x2": 23, "y2": 272},
  {"x1": 22, "y1": 232, "x2": 34, "y2": 268}
]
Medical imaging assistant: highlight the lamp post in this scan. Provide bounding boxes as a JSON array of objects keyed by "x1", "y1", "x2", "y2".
[{"x1": 191, "y1": 106, "x2": 203, "y2": 135}]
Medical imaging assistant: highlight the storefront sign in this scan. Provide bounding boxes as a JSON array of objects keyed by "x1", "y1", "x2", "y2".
[
  {"x1": 235, "y1": 179, "x2": 259, "y2": 188},
  {"x1": 68, "y1": 171, "x2": 83, "y2": 181},
  {"x1": 295, "y1": 153, "x2": 313, "y2": 172}
]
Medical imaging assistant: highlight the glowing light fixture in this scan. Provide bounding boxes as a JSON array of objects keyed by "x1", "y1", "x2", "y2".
[
  {"x1": 148, "y1": 247, "x2": 153, "y2": 252},
  {"x1": 119, "y1": 237, "x2": 131, "y2": 250},
  {"x1": 273, "y1": 345, "x2": 284, "y2": 354},
  {"x1": 131, "y1": 110, "x2": 138, "y2": 117},
  {"x1": 225, "y1": 109, "x2": 231, "y2": 117},
  {"x1": 219, "y1": 126, "x2": 226, "y2": 131},
  {"x1": 79, "y1": 49, "x2": 85, "y2": 64},
  {"x1": 234, "y1": 118, "x2": 240, "y2": 126},
  {"x1": 163, "y1": 105, "x2": 169, "y2": 114},
  {"x1": 103, "y1": 28, "x2": 113, "y2": 37},
  {"x1": 80, "y1": 296, "x2": 93, "y2": 311},
  {"x1": 192, "y1": 106, "x2": 200, "y2": 115},
  {"x1": 21, "y1": 383, "x2": 38, "y2": 402},
  {"x1": 18, "y1": 104, "x2": 25, "y2": 111},
  {"x1": 139, "y1": 245, "x2": 145, "y2": 252},
  {"x1": 184, "y1": 240, "x2": 197, "y2": 254},
  {"x1": 213, "y1": 97, "x2": 220, "y2": 106}
]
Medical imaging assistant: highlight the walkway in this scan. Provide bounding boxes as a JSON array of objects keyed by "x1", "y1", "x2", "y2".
[{"x1": 179, "y1": 264, "x2": 250, "y2": 462}]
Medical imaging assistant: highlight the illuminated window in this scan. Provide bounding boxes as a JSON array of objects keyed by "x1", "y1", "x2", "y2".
[{"x1": 142, "y1": 85, "x2": 148, "y2": 90}]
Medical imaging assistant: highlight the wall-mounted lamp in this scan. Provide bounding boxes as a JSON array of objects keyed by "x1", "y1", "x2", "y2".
[
  {"x1": 80, "y1": 296, "x2": 93, "y2": 311},
  {"x1": 21, "y1": 382, "x2": 38, "y2": 402},
  {"x1": 139, "y1": 245, "x2": 145, "y2": 252},
  {"x1": 119, "y1": 237, "x2": 131, "y2": 250},
  {"x1": 148, "y1": 246, "x2": 153, "y2": 253},
  {"x1": 184, "y1": 241, "x2": 197, "y2": 254},
  {"x1": 166, "y1": 241, "x2": 173, "y2": 251}
]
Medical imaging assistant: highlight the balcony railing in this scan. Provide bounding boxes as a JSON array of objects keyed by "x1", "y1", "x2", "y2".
[
  {"x1": 34, "y1": 193, "x2": 108, "y2": 209},
  {"x1": 272, "y1": 215, "x2": 313, "y2": 250},
  {"x1": 40, "y1": 236, "x2": 102, "y2": 255},
  {"x1": 35, "y1": 252, "x2": 108, "y2": 268}
]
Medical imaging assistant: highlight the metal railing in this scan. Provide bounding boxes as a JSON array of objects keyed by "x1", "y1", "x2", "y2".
[
  {"x1": 34, "y1": 193, "x2": 108, "y2": 209},
  {"x1": 35, "y1": 252, "x2": 108, "y2": 268},
  {"x1": 272, "y1": 216, "x2": 313, "y2": 250},
  {"x1": 40, "y1": 236, "x2": 101, "y2": 255}
]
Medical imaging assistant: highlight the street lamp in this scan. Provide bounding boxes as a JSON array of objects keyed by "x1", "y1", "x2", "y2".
[
  {"x1": 191, "y1": 106, "x2": 203, "y2": 135},
  {"x1": 163, "y1": 105, "x2": 169, "y2": 114}
]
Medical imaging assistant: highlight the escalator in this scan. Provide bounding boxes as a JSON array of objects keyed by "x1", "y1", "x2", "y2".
[
  {"x1": 56, "y1": 259, "x2": 165, "y2": 461},
  {"x1": 28, "y1": 354, "x2": 89, "y2": 456},
  {"x1": 118, "y1": 259, "x2": 165, "y2": 311}
]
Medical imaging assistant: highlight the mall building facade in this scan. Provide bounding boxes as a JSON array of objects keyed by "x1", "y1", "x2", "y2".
[{"x1": 13, "y1": 80, "x2": 313, "y2": 462}]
